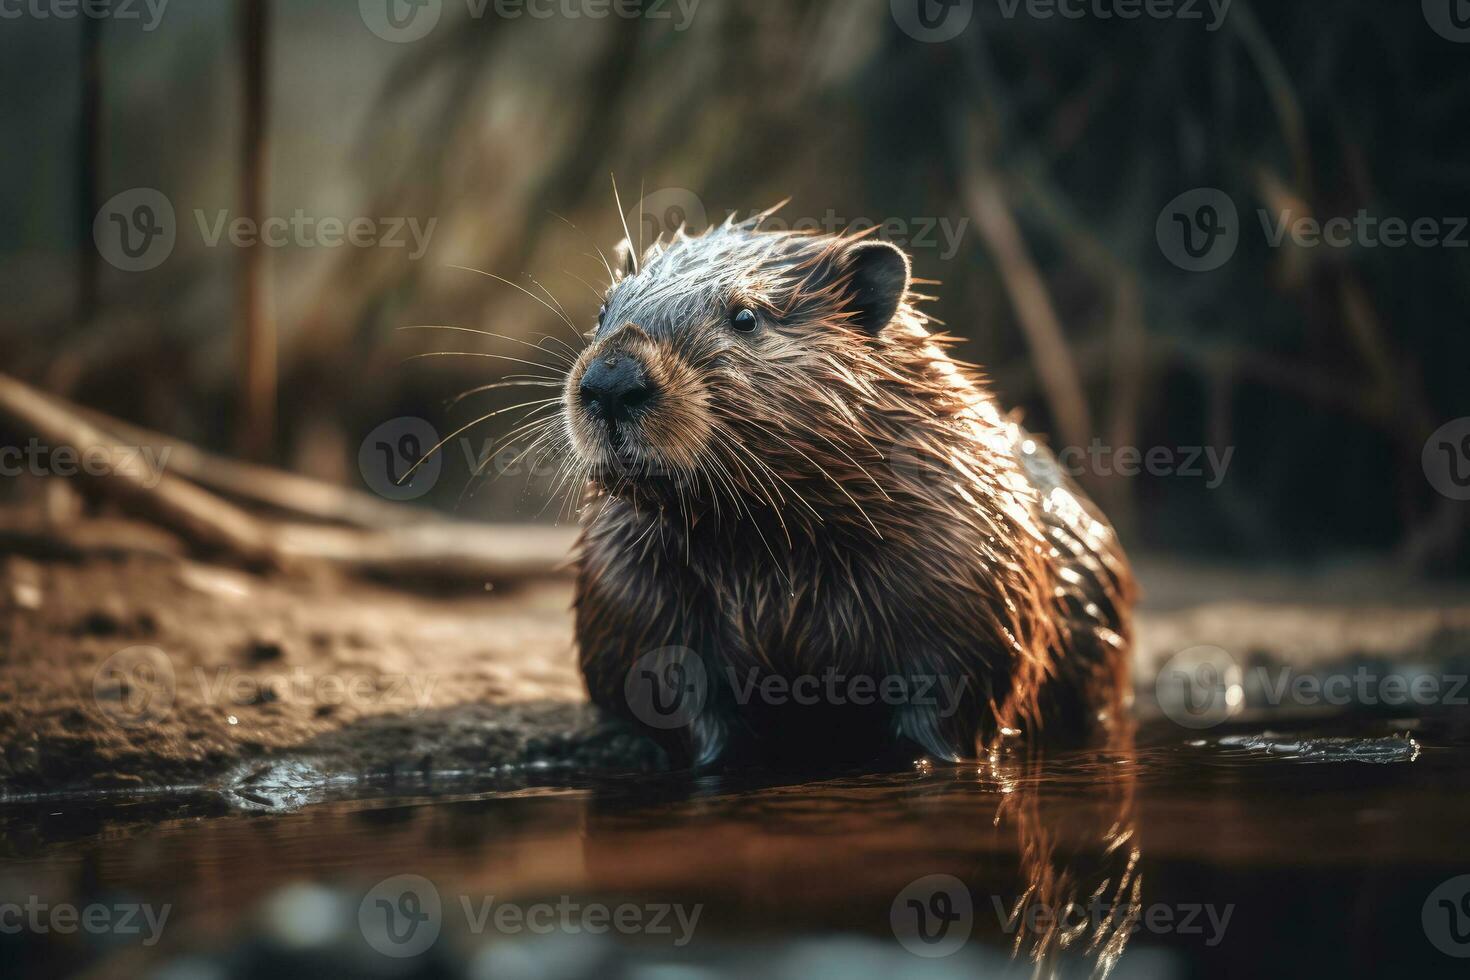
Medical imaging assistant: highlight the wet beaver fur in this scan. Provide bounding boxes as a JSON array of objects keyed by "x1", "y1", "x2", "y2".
[{"x1": 554, "y1": 216, "x2": 1134, "y2": 768}]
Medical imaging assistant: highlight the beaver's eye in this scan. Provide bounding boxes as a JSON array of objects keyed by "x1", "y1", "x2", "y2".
[
  {"x1": 597, "y1": 304, "x2": 607, "y2": 328},
  {"x1": 731, "y1": 307, "x2": 759, "y2": 333}
]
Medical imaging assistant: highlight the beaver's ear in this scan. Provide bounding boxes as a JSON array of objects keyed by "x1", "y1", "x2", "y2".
[
  {"x1": 611, "y1": 238, "x2": 638, "y2": 280},
  {"x1": 839, "y1": 240, "x2": 911, "y2": 334}
]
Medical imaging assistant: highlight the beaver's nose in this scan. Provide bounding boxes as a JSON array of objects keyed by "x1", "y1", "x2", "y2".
[{"x1": 579, "y1": 354, "x2": 654, "y2": 422}]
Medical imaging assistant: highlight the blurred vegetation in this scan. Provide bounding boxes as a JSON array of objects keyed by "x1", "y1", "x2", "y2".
[{"x1": 1, "y1": 0, "x2": 1467, "y2": 569}]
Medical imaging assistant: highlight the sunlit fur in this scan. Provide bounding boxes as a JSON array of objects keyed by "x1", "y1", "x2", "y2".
[{"x1": 544, "y1": 216, "x2": 1134, "y2": 767}]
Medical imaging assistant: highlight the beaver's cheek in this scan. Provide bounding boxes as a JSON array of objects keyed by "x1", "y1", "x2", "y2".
[{"x1": 637, "y1": 389, "x2": 713, "y2": 471}]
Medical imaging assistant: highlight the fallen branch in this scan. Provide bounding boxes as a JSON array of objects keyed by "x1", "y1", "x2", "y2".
[
  {"x1": 0, "y1": 374, "x2": 280, "y2": 567},
  {"x1": 0, "y1": 372, "x2": 576, "y2": 582}
]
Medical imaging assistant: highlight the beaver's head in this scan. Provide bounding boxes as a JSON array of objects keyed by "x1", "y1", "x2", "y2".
[{"x1": 563, "y1": 222, "x2": 932, "y2": 513}]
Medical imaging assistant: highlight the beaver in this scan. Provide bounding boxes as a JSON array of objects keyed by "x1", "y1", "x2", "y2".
[{"x1": 554, "y1": 216, "x2": 1134, "y2": 768}]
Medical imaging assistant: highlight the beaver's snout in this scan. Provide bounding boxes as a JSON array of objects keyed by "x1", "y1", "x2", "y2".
[{"x1": 578, "y1": 352, "x2": 655, "y2": 425}]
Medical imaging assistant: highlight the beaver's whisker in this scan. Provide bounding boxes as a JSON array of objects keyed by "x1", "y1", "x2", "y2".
[
  {"x1": 446, "y1": 379, "x2": 563, "y2": 410},
  {"x1": 398, "y1": 325, "x2": 575, "y2": 368},
  {"x1": 710, "y1": 421, "x2": 823, "y2": 529},
  {"x1": 609, "y1": 175, "x2": 639, "y2": 276},
  {"x1": 548, "y1": 210, "x2": 616, "y2": 285},
  {"x1": 803, "y1": 424, "x2": 893, "y2": 502},
  {"x1": 398, "y1": 397, "x2": 560, "y2": 486},
  {"x1": 706, "y1": 427, "x2": 796, "y2": 549},
  {"x1": 564, "y1": 268, "x2": 609, "y2": 304},
  {"x1": 503, "y1": 421, "x2": 564, "y2": 479},
  {"x1": 637, "y1": 178, "x2": 646, "y2": 264},
  {"x1": 443, "y1": 264, "x2": 586, "y2": 346},
  {"x1": 723, "y1": 412, "x2": 876, "y2": 537},
  {"x1": 402, "y1": 351, "x2": 566, "y2": 377}
]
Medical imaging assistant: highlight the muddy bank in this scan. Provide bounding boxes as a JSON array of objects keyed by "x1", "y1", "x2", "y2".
[
  {"x1": 0, "y1": 518, "x2": 588, "y2": 796},
  {"x1": 2, "y1": 523, "x2": 1468, "y2": 798}
]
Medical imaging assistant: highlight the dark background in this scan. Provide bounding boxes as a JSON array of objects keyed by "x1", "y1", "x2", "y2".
[{"x1": 2, "y1": 0, "x2": 1467, "y2": 569}]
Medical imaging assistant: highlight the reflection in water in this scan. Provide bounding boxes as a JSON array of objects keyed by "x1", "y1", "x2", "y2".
[
  {"x1": 984, "y1": 730, "x2": 1142, "y2": 978},
  {"x1": 3, "y1": 717, "x2": 1469, "y2": 977}
]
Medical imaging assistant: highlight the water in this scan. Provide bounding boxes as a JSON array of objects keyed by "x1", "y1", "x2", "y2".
[{"x1": 3, "y1": 715, "x2": 1469, "y2": 978}]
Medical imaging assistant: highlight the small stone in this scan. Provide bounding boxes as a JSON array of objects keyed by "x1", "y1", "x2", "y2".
[
  {"x1": 78, "y1": 604, "x2": 125, "y2": 636},
  {"x1": 242, "y1": 685, "x2": 279, "y2": 706},
  {"x1": 246, "y1": 638, "x2": 286, "y2": 663},
  {"x1": 10, "y1": 583, "x2": 41, "y2": 610}
]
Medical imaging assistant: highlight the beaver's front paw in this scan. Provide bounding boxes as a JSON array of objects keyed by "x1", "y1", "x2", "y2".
[{"x1": 526, "y1": 719, "x2": 673, "y2": 774}]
